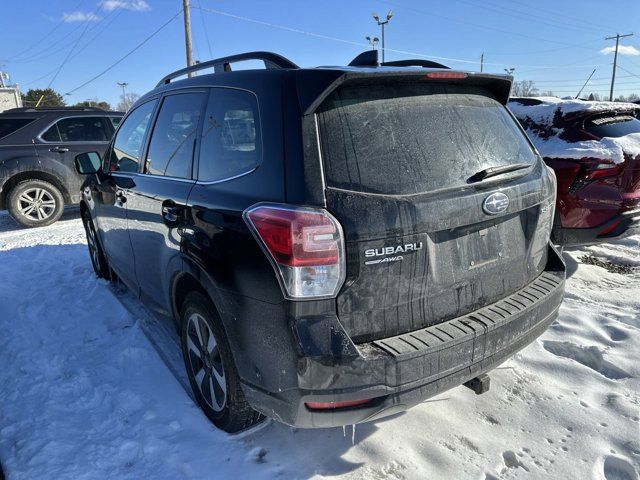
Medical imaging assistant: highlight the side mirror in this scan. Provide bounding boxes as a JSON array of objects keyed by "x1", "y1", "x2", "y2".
[{"x1": 74, "y1": 151, "x2": 102, "y2": 175}]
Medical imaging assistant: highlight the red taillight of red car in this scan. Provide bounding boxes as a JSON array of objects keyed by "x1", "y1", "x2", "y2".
[
  {"x1": 305, "y1": 398, "x2": 373, "y2": 410},
  {"x1": 244, "y1": 204, "x2": 346, "y2": 299},
  {"x1": 584, "y1": 162, "x2": 624, "y2": 180}
]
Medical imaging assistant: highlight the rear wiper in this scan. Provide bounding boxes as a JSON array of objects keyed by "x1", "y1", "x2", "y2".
[{"x1": 467, "y1": 163, "x2": 531, "y2": 183}]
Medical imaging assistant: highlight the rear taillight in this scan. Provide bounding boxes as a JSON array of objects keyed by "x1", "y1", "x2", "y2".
[
  {"x1": 243, "y1": 204, "x2": 346, "y2": 299},
  {"x1": 584, "y1": 162, "x2": 624, "y2": 180}
]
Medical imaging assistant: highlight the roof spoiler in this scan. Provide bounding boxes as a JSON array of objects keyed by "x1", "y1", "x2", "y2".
[
  {"x1": 297, "y1": 70, "x2": 513, "y2": 115},
  {"x1": 348, "y1": 50, "x2": 449, "y2": 69}
]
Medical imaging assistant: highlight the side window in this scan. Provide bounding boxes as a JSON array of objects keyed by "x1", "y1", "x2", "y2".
[
  {"x1": 42, "y1": 117, "x2": 110, "y2": 142},
  {"x1": 109, "y1": 116, "x2": 122, "y2": 129},
  {"x1": 144, "y1": 92, "x2": 204, "y2": 178},
  {"x1": 198, "y1": 88, "x2": 261, "y2": 182},
  {"x1": 108, "y1": 100, "x2": 157, "y2": 173},
  {"x1": 0, "y1": 118, "x2": 36, "y2": 139}
]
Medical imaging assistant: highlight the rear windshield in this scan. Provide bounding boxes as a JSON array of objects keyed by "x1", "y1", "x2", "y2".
[
  {"x1": 584, "y1": 115, "x2": 640, "y2": 139},
  {"x1": 0, "y1": 118, "x2": 35, "y2": 139},
  {"x1": 317, "y1": 83, "x2": 536, "y2": 195}
]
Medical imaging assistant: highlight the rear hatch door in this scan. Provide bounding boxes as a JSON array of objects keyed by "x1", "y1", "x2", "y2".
[{"x1": 314, "y1": 76, "x2": 555, "y2": 343}]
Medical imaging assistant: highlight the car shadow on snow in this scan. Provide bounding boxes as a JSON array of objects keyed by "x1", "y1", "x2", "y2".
[
  {"x1": 0, "y1": 240, "x2": 393, "y2": 478},
  {"x1": 0, "y1": 207, "x2": 80, "y2": 233}
]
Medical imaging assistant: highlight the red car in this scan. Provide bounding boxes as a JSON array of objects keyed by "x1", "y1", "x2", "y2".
[{"x1": 509, "y1": 97, "x2": 640, "y2": 246}]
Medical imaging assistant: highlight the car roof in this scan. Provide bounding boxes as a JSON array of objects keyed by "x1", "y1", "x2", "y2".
[
  {"x1": 0, "y1": 107, "x2": 123, "y2": 118},
  {"x1": 137, "y1": 50, "x2": 513, "y2": 113}
]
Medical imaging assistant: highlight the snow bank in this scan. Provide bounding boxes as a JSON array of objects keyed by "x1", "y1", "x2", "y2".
[
  {"x1": 0, "y1": 212, "x2": 639, "y2": 480},
  {"x1": 509, "y1": 97, "x2": 640, "y2": 164},
  {"x1": 527, "y1": 132, "x2": 640, "y2": 164},
  {"x1": 508, "y1": 96, "x2": 639, "y2": 125}
]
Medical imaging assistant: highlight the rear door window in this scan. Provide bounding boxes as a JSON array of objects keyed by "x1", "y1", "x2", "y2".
[
  {"x1": 0, "y1": 118, "x2": 36, "y2": 139},
  {"x1": 41, "y1": 116, "x2": 111, "y2": 142},
  {"x1": 108, "y1": 100, "x2": 157, "y2": 173},
  {"x1": 198, "y1": 88, "x2": 261, "y2": 182},
  {"x1": 316, "y1": 83, "x2": 537, "y2": 195},
  {"x1": 584, "y1": 115, "x2": 640, "y2": 138},
  {"x1": 144, "y1": 92, "x2": 205, "y2": 179}
]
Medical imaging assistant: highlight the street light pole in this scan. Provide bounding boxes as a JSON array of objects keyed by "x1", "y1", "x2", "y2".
[
  {"x1": 372, "y1": 11, "x2": 393, "y2": 63},
  {"x1": 117, "y1": 82, "x2": 128, "y2": 109},
  {"x1": 366, "y1": 36, "x2": 379, "y2": 50}
]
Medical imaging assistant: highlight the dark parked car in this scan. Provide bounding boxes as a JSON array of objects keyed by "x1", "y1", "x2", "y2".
[
  {"x1": 509, "y1": 97, "x2": 640, "y2": 246},
  {"x1": 0, "y1": 107, "x2": 122, "y2": 227},
  {"x1": 76, "y1": 51, "x2": 565, "y2": 432}
]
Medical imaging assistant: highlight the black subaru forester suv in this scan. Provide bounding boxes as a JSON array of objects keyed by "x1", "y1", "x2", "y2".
[{"x1": 75, "y1": 51, "x2": 565, "y2": 432}]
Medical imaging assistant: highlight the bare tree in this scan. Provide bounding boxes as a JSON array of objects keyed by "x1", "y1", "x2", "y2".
[
  {"x1": 117, "y1": 92, "x2": 140, "y2": 112},
  {"x1": 511, "y1": 80, "x2": 539, "y2": 97}
]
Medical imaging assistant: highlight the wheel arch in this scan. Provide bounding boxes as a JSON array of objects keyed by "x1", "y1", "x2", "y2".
[{"x1": 1, "y1": 170, "x2": 71, "y2": 209}]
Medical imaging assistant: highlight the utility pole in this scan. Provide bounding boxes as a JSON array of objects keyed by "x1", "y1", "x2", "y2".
[
  {"x1": 480, "y1": 53, "x2": 484, "y2": 73},
  {"x1": 372, "y1": 11, "x2": 393, "y2": 63},
  {"x1": 605, "y1": 33, "x2": 633, "y2": 101},
  {"x1": 182, "y1": 0, "x2": 194, "y2": 77}
]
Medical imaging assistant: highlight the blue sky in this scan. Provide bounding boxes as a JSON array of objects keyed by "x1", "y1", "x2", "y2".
[{"x1": 1, "y1": 0, "x2": 639, "y2": 107}]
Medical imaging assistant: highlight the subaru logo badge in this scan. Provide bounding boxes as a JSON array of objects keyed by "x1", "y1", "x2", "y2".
[{"x1": 483, "y1": 192, "x2": 509, "y2": 215}]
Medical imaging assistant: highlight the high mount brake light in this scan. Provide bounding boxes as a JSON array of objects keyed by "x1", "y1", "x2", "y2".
[
  {"x1": 422, "y1": 72, "x2": 468, "y2": 80},
  {"x1": 243, "y1": 204, "x2": 346, "y2": 299}
]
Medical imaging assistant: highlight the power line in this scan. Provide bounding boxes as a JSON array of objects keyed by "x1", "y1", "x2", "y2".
[
  {"x1": 65, "y1": 10, "x2": 182, "y2": 95},
  {"x1": 453, "y1": 0, "x2": 605, "y2": 35},
  {"x1": 194, "y1": 5, "x2": 608, "y2": 71},
  {"x1": 21, "y1": 9, "x2": 125, "y2": 87},
  {"x1": 5, "y1": 0, "x2": 86, "y2": 61},
  {"x1": 196, "y1": 0, "x2": 213, "y2": 59},
  {"x1": 616, "y1": 64, "x2": 640, "y2": 80},
  {"x1": 47, "y1": 2, "x2": 106, "y2": 88},
  {"x1": 380, "y1": 0, "x2": 606, "y2": 51}
]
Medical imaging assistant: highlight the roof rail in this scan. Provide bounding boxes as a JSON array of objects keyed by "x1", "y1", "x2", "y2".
[
  {"x1": 156, "y1": 51, "x2": 299, "y2": 86},
  {"x1": 4, "y1": 106, "x2": 106, "y2": 112}
]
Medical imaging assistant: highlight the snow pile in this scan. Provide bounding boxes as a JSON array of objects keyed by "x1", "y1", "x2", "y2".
[
  {"x1": 508, "y1": 96, "x2": 639, "y2": 125},
  {"x1": 509, "y1": 97, "x2": 640, "y2": 164},
  {"x1": 0, "y1": 211, "x2": 639, "y2": 479}
]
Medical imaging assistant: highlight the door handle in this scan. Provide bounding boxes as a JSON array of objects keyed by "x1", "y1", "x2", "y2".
[
  {"x1": 49, "y1": 146, "x2": 70, "y2": 153},
  {"x1": 162, "y1": 205, "x2": 182, "y2": 223}
]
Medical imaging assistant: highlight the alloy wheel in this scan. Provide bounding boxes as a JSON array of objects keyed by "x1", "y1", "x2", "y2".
[
  {"x1": 185, "y1": 313, "x2": 227, "y2": 412},
  {"x1": 84, "y1": 215, "x2": 101, "y2": 269},
  {"x1": 17, "y1": 187, "x2": 56, "y2": 221}
]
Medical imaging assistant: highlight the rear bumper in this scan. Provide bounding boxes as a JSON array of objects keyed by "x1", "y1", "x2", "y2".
[
  {"x1": 242, "y1": 244, "x2": 566, "y2": 428},
  {"x1": 553, "y1": 208, "x2": 640, "y2": 247}
]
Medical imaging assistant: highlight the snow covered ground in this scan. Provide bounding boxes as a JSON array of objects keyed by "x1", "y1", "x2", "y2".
[{"x1": 0, "y1": 210, "x2": 638, "y2": 480}]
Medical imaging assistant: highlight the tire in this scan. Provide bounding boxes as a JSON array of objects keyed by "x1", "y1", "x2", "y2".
[
  {"x1": 81, "y1": 209, "x2": 110, "y2": 279},
  {"x1": 7, "y1": 179, "x2": 65, "y2": 228},
  {"x1": 180, "y1": 291, "x2": 263, "y2": 433}
]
